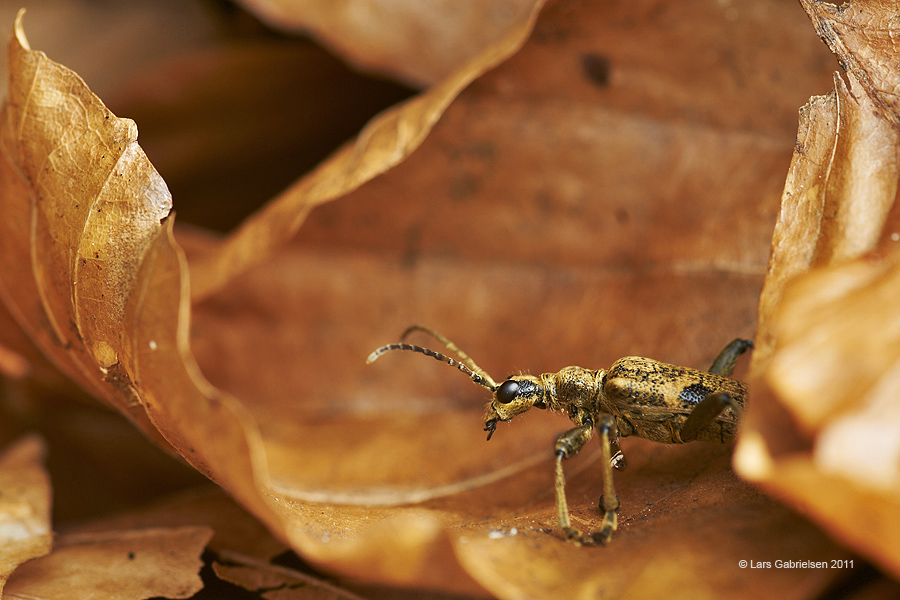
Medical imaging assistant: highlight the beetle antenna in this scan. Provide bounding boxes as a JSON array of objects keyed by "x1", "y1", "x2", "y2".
[
  {"x1": 367, "y1": 342, "x2": 498, "y2": 391},
  {"x1": 399, "y1": 325, "x2": 498, "y2": 388}
]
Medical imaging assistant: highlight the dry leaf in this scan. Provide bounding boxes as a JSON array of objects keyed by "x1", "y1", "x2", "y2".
[
  {"x1": 213, "y1": 551, "x2": 366, "y2": 600},
  {"x1": 0, "y1": 1, "x2": 219, "y2": 102},
  {"x1": 234, "y1": 0, "x2": 539, "y2": 86},
  {"x1": 106, "y1": 40, "x2": 415, "y2": 234},
  {"x1": 734, "y1": 0, "x2": 900, "y2": 579},
  {"x1": 0, "y1": 4, "x2": 292, "y2": 538},
  {"x1": 188, "y1": 0, "x2": 846, "y2": 596},
  {"x1": 0, "y1": 1, "x2": 870, "y2": 598},
  {"x1": 0, "y1": 4, "x2": 547, "y2": 595},
  {"x1": 0, "y1": 9, "x2": 172, "y2": 437},
  {"x1": 186, "y1": 0, "x2": 547, "y2": 299},
  {"x1": 70, "y1": 486, "x2": 287, "y2": 562},
  {"x1": 4, "y1": 526, "x2": 213, "y2": 600},
  {"x1": 0, "y1": 436, "x2": 51, "y2": 595}
]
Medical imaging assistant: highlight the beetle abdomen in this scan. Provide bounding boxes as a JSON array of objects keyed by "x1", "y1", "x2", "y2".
[{"x1": 604, "y1": 356, "x2": 746, "y2": 443}]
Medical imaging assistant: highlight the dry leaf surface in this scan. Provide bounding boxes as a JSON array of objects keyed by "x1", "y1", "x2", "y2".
[
  {"x1": 0, "y1": 1, "x2": 286, "y2": 565},
  {"x1": 0, "y1": 436, "x2": 51, "y2": 595},
  {"x1": 0, "y1": 4, "x2": 549, "y2": 595},
  {"x1": 213, "y1": 551, "x2": 367, "y2": 600},
  {"x1": 233, "y1": 0, "x2": 539, "y2": 87},
  {"x1": 67, "y1": 486, "x2": 288, "y2": 562},
  {"x1": 4, "y1": 525, "x2": 213, "y2": 600},
  {"x1": 186, "y1": 0, "x2": 547, "y2": 300},
  {"x1": 0, "y1": 0, "x2": 878, "y2": 598},
  {"x1": 190, "y1": 0, "x2": 846, "y2": 596},
  {"x1": 735, "y1": 0, "x2": 900, "y2": 579}
]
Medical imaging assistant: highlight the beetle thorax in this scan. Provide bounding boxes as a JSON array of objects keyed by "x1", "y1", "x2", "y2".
[{"x1": 547, "y1": 366, "x2": 606, "y2": 418}]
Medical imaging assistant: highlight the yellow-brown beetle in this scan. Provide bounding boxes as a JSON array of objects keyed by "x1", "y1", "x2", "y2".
[{"x1": 367, "y1": 326, "x2": 752, "y2": 545}]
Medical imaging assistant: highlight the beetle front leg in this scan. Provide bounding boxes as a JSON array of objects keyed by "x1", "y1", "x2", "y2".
[{"x1": 553, "y1": 415, "x2": 619, "y2": 545}]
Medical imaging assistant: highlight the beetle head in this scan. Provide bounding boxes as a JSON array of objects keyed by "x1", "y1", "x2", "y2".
[
  {"x1": 367, "y1": 328, "x2": 548, "y2": 441},
  {"x1": 483, "y1": 374, "x2": 546, "y2": 440}
]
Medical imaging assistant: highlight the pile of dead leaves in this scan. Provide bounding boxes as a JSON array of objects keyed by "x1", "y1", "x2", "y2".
[{"x1": 0, "y1": 0, "x2": 898, "y2": 598}]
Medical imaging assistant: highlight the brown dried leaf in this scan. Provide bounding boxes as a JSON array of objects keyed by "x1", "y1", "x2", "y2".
[
  {"x1": 803, "y1": 0, "x2": 900, "y2": 128},
  {"x1": 734, "y1": 0, "x2": 900, "y2": 579},
  {"x1": 0, "y1": 4, "x2": 553, "y2": 595},
  {"x1": 0, "y1": 1, "x2": 860, "y2": 598},
  {"x1": 190, "y1": 0, "x2": 845, "y2": 596},
  {"x1": 4, "y1": 526, "x2": 213, "y2": 600},
  {"x1": 0, "y1": 436, "x2": 51, "y2": 595},
  {"x1": 0, "y1": 3, "x2": 286, "y2": 549},
  {"x1": 0, "y1": 10, "x2": 173, "y2": 440},
  {"x1": 0, "y1": 1, "x2": 218, "y2": 102},
  {"x1": 213, "y1": 551, "x2": 366, "y2": 600},
  {"x1": 234, "y1": 0, "x2": 539, "y2": 86},
  {"x1": 69, "y1": 487, "x2": 287, "y2": 562},
  {"x1": 186, "y1": 0, "x2": 546, "y2": 300}
]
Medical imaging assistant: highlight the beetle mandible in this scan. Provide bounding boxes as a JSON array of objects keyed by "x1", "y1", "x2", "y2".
[{"x1": 367, "y1": 325, "x2": 753, "y2": 545}]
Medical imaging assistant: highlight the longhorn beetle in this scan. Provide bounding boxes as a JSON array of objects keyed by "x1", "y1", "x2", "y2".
[{"x1": 367, "y1": 325, "x2": 752, "y2": 545}]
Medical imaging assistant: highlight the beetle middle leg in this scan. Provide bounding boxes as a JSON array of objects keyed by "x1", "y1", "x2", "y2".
[{"x1": 554, "y1": 415, "x2": 619, "y2": 545}]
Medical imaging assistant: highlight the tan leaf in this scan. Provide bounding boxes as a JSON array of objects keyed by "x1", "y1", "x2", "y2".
[
  {"x1": 70, "y1": 487, "x2": 287, "y2": 562},
  {"x1": 4, "y1": 526, "x2": 213, "y2": 600},
  {"x1": 0, "y1": 4, "x2": 552, "y2": 594},
  {"x1": 801, "y1": 0, "x2": 900, "y2": 127},
  {"x1": 0, "y1": 5, "x2": 286, "y2": 549},
  {"x1": 0, "y1": 1, "x2": 219, "y2": 103},
  {"x1": 185, "y1": 0, "x2": 547, "y2": 300},
  {"x1": 0, "y1": 436, "x2": 51, "y2": 595},
  {"x1": 234, "y1": 0, "x2": 540, "y2": 86},
  {"x1": 188, "y1": 0, "x2": 846, "y2": 596},
  {"x1": 735, "y1": 0, "x2": 900, "y2": 579},
  {"x1": 213, "y1": 551, "x2": 366, "y2": 600},
  {"x1": 0, "y1": 1, "x2": 865, "y2": 598},
  {"x1": 0, "y1": 9, "x2": 173, "y2": 441}
]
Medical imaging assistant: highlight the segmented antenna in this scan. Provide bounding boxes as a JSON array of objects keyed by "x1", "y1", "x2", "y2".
[
  {"x1": 367, "y1": 342, "x2": 498, "y2": 391},
  {"x1": 400, "y1": 325, "x2": 499, "y2": 389}
]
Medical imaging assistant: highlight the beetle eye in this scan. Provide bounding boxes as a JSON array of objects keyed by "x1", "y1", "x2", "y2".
[{"x1": 496, "y1": 380, "x2": 519, "y2": 404}]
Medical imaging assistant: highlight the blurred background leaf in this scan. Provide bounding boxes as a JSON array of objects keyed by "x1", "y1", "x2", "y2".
[{"x1": 4, "y1": 0, "x2": 899, "y2": 598}]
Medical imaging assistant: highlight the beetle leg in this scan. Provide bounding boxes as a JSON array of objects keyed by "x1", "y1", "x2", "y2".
[
  {"x1": 595, "y1": 415, "x2": 619, "y2": 544},
  {"x1": 707, "y1": 338, "x2": 754, "y2": 377},
  {"x1": 554, "y1": 422, "x2": 593, "y2": 543},
  {"x1": 680, "y1": 392, "x2": 742, "y2": 442},
  {"x1": 553, "y1": 415, "x2": 619, "y2": 545}
]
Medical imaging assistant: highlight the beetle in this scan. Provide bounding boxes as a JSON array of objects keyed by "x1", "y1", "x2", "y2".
[{"x1": 367, "y1": 325, "x2": 753, "y2": 545}]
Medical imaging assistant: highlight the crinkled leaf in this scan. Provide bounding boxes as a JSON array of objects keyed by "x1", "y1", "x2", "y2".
[
  {"x1": 4, "y1": 526, "x2": 213, "y2": 600},
  {"x1": 191, "y1": 0, "x2": 846, "y2": 596},
  {"x1": 213, "y1": 551, "x2": 366, "y2": 600},
  {"x1": 0, "y1": 6, "x2": 286, "y2": 547},
  {"x1": 735, "y1": 0, "x2": 900, "y2": 579},
  {"x1": 0, "y1": 436, "x2": 51, "y2": 595},
  {"x1": 186, "y1": 0, "x2": 547, "y2": 299},
  {"x1": 0, "y1": 1, "x2": 864, "y2": 598},
  {"x1": 70, "y1": 487, "x2": 287, "y2": 562},
  {"x1": 233, "y1": 0, "x2": 539, "y2": 86},
  {"x1": 0, "y1": 10, "x2": 172, "y2": 441}
]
